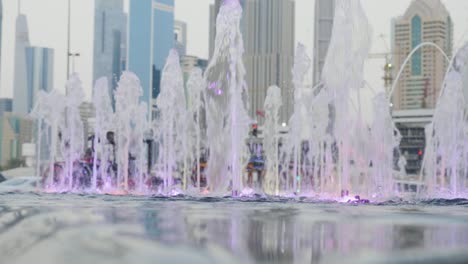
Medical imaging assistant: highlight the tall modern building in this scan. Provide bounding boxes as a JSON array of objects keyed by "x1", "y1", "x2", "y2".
[
  {"x1": 209, "y1": 0, "x2": 294, "y2": 123},
  {"x1": 313, "y1": 0, "x2": 335, "y2": 85},
  {"x1": 0, "y1": 0, "x2": 3, "y2": 85},
  {"x1": 392, "y1": 0, "x2": 453, "y2": 110},
  {"x1": 93, "y1": 0, "x2": 127, "y2": 107},
  {"x1": 128, "y1": 0, "x2": 175, "y2": 116},
  {"x1": 243, "y1": 0, "x2": 295, "y2": 124},
  {"x1": 174, "y1": 20, "x2": 187, "y2": 57},
  {"x1": 12, "y1": 12, "x2": 30, "y2": 115},
  {"x1": 24, "y1": 47, "x2": 54, "y2": 114}
]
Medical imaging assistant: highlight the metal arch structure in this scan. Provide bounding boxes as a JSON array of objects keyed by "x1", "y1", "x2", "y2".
[
  {"x1": 417, "y1": 43, "x2": 468, "y2": 195},
  {"x1": 388, "y1": 42, "x2": 451, "y2": 100}
]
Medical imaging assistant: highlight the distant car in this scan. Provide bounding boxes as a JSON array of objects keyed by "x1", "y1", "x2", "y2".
[{"x1": 0, "y1": 176, "x2": 40, "y2": 192}]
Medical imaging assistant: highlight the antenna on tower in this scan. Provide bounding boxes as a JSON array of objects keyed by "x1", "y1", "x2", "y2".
[{"x1": 18, "y1": 0, "x2": 21, "y2": 14}]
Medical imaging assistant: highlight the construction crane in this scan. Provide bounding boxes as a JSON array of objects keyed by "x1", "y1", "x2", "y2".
[
  {"x1": 367, "y1": 34, "x2": 402, "y2": 93},
  {"x1": 368, "y1": 52, "x2": 394, "y2": 92}
]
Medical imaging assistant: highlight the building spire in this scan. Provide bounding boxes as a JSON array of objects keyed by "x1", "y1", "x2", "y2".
[{"x1": 18, "y1": 0, "x2": 21, "y2": 15}]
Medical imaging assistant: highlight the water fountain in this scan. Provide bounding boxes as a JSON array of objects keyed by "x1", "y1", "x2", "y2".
[
  {"x1": 114, "y1": 71, "x2": 147, "y2": 191},
  {"x1": 203, "y1": 0, "x2": 250, "y2": 196},
  {"x1": 91, "y1": 77, "x2": 115, "y2": 191},
  {"x1": 154, "y1": 49, "x2": 186, "y2": 194},
  {"x1": 11, "y1": 1, "x2": 468, "y2": 262},
  {"x1": 185, "y1": 68, "x2": 206, "y2": 191},
  {"x1": 421, "y1": 44, "x2": 468, "y2": 198},
  {"x1": 31, "y1": 89, "x2": 67, "y2": 189},
  {"x1": 132, "y1": 101, "x2": 149, "y2": 193},
  {"x1": 280, "y1": 44, "x2": 312, "y2": 195},
  {"x1": 322, "y1": 0, "x2": 374, "y2": 198},
  {"x1": 62, "y1": 74, "x2": 86, "y2": 190},
  {"x1": 274, "y1": 0, "x2": 395, "y2": 200},
  {"x1": 368, "y1": 93, "x2": 403, "y2": 198},
  {"x1": 262, "y1": 85, "x2": 282, "y2": 195},
  {"x1": 28, "y1": 0, "x2": 467, "y2": 200}
]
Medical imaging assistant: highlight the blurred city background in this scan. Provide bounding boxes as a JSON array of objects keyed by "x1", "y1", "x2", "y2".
[{"x1": 0, "y1": 0, "x2": 467, "y2": 179}]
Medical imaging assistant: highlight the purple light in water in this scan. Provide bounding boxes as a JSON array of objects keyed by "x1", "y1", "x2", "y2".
[
  {"x1": 223, "y1": 0, "x2": 239, "y2": 5},
  {"x1": 208, "y1": 82, "x2": 223, "y2": 96},
  {"x1": 208, "y1": 82, "x2": 217, "y2": 90}
]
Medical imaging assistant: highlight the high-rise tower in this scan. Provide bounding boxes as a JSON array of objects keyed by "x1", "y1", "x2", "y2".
[
  {"x1": 128, "y1": 0, "x2": 175, "y2": 117},
  {"x1": 313, "y1": 0, "x2": 335, "y2": 85},
  {"x1": 93, "y1": 0, "x2": 127, "y2": 107},
  {"x1": 392, "y1": 0, "x2": 453, "y2": 110},
  {"x1": 12, "y1": 8, "x2": 30, "y2": 114}
]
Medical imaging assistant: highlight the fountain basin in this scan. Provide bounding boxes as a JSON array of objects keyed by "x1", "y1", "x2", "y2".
[{"x1": 1, "y1": 192, "x2": 467, "y2": 264}]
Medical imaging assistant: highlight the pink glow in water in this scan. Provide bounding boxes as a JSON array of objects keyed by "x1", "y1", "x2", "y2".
[
  {"x1": 31, "y1": 0, "x2": 467, "y2": 200},
  {"x1": 208, "y1": 82, "x2": 217, "y2": 90},
  {"x1": 223, "y1": 0, "x2": 239, "y2": 5}
]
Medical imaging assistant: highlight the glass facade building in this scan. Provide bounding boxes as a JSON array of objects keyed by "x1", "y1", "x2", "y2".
[
  {"x1": 0, "y1": 0, "x2": 3, "y2": 83},
  {"x1": 93, "y1": 0, "x2": 126, "y2": 109},
  {"x1": 392, "y1": 0, "x2": 453, "y2": 110},
  {"x1": 25, "y1": 47, "x2": 54, "y2": 113},
  {"x1": 12, "y1": 14, "x2": 30, "y2": 115},
  {"x1": 128, "y1": 0, "x2": 174, "y2": 114},
  {"x1": 411, "y1": 15, "x2": 422, "y2": 76},
  {"x1": 313, "y1": 0, "x2": 335, "y2": 85}
]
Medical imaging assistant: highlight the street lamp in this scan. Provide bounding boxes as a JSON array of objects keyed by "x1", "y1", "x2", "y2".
[{"x1": 66, "y1": 0, "x2": 71, "y2": 79}]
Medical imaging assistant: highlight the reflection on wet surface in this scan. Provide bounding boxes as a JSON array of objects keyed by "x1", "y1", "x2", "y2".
[{"x1": 1, "y1": 193, "x2": 468, "y2": 264}]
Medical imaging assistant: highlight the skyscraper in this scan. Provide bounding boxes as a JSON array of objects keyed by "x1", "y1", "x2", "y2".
[
  {"x1": 174, "y1": 20, "x2": 187, "y2": 58},
  {"x1": 25, "y1": 47, "x2": 54, "y2": 113},
  {"x1": 93, "y1": 0, "x2": 127, "y2": 107},
  {"x1": 0, "y1": 0, "x2": 3, "y2": 86},
  {"x1": 209, "y1": 0, "x2": 294, "y2": 123},
  {"x1": 313, "y1": 0, "x2": 335, "y2": 85},
  {"x1": 392, "y1": 0, "x2": 453, "y2": 110},
  {"x1": 243, "y1": 0, "x2": 295, "y2": 124},
  {"x1": 12, "y1": 12, "x2": 30, "y2": 115},
  {"x1": 128, "y1": 0, "x2": 174, "y2": 116}
]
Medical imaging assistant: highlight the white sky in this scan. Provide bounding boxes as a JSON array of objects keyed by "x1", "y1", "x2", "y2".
[{"x1": 1, "y1": 0, "x2": 468, "y2": 101}]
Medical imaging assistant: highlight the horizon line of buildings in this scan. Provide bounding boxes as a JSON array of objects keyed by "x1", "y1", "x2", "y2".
[
  {"x1": 1, "y1": 0, "x2": 459, "y2": 117},
  {"x1": 0, "y1": 0, "x2": 464, "y2": 174}
]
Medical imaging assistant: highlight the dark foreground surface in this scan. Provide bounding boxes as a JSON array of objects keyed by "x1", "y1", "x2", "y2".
[{"x1": 0, "y1": 193, "x2": 468, "y2": 264}]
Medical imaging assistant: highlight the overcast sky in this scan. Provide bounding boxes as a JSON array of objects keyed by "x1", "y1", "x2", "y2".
[{"x1": 1, "y1": 0, "x2": 468, "y2": 101}]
